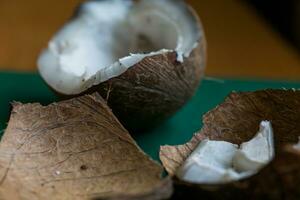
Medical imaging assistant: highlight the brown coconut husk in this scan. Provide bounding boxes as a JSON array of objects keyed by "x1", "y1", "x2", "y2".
[
  {"x1": 95, "y1": 40, "x2": 205, "y2": 131},
  {"x1": 0, "y1": 93, "x2": 172, "y2": 200},
  {"x1": 160, "y1": 89, "x2": 300, "y2": 200}
]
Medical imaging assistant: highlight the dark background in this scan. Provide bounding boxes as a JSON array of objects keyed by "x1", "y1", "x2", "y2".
[
  {"x1": 0, "y1": 0, "x2": 300, "y2": 80},
  {"x1": 245, "y1": 0, "x2": 300, "y2": 50}
]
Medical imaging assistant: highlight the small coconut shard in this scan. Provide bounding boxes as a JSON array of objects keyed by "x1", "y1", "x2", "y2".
[
  {"x1": 176, "y1": 121, "x2": 274, "y2": 184},
  {"x1": 38, "y1": 0, "x2": 205, "y2": 131},
  {"x1": 176, "y1": 140, "x2": 239, "y2": 184},
  {"x1": 160, "y1": 89, "x2": 300, "y2": 199},
  {"x1": 233, "y1": 121, "x2": 274, "y2": 172},
  {"x1": 0, "y1": 93, "x2": 172, "y2": 200}
]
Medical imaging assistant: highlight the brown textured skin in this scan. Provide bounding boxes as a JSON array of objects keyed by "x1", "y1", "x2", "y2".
[
  {"x1": 160, "y1": 89, "x2": 300, "y2": 200},
  {"x1": 98, "y1": 177, "x2": 173, "y2": 200},
  {"x1": 96, "y1": 41, "x2": 205, "y2": 131},
  {"x1": 0, "y1": 93, "x2": 172, "y2": 200}
]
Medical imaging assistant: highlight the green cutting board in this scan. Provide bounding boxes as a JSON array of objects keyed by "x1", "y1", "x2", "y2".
[{"x1": 1, "y1": 72, "x2": 300, "y2": 161}]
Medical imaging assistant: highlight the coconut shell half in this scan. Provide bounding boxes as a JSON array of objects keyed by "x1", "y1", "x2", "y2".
[
  {"x1": 160, "y1": 89, "x2": 300, "y2": 199},
  {"x1": 96, "y1": 44, "x2": 204, "y2": 131},
  {"x1": 0, "y1": 93, "x2": 172, "y2": 200},
  {"x1": 38, "y1": 0, "x2": 206, "y2": 131}
]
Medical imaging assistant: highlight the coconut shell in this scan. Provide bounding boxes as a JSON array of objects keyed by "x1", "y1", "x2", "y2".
[
  {"x1": 96, "y1": 37, "x2": 205, "y2": 132},
  {"x1": 45, "y1": 25, "x2": 206, "y2": 131},
  {"x1": 56, "y1": 1, "x2": 206, "y2": 132},
  {"x1": 160, "y1": 89, "x2": 300, "y2": 200},
  {"x1": 0, "y1": 93, "x2": 172, "y2": 200}
]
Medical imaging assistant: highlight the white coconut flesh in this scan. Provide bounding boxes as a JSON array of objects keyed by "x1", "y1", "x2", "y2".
[
  {"x1": 38, "y1": 0, "x2": 202, "y2": 95},
  {"x1": 176, "y1": 121, "x2": 275, "y2": 184}
]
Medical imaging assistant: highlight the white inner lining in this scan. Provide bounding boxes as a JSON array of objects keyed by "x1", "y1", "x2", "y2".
[
  {"x1": 176, "y1": 121, "x2": 275, "y2": 184},
  {"x1": 38, "y1": 0, "x2": 201, "y2": 95}
]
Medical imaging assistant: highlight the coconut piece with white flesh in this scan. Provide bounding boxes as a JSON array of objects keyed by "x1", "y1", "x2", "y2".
[
  {"x1": 233, "y1": 121, "x2": 274, "y2": 172},
  {"x1": 176, "y1": 140, "x2": 239, "y2": 184},
  {"x1": 38, "y1": 0, "x2": 206, "y2": 131},
  {"x1": 177, "y1": 121, "x2": 274, "y2": 184},
  {"x1": 160, "y1": 90, "x2": 300, "y2": 199}
]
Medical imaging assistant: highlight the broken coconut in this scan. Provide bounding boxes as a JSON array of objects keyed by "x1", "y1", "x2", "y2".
[
  {"x1": 38, "y1": 0, "x2": 206, "y2": 131},
  {"x1": 176, "y1": 121, "x2": 275, "y2": 184},
  {"x1": 160, "y1": 89, "x2": 300, "y2": 199},
  {"x1": 0, "y1": 93, "x2": 172, "y2": 200}
]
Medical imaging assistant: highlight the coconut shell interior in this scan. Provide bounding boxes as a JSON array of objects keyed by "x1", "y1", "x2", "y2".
[
  {"x1": 160, "y1": 89, "x2": 300, "y2": 199},
  {"x1": 38, "y1": 0, "x2": 204, "y2": 96},
  {"x1": 0, "y1": 93, "x2": 172, "y2": 200}
]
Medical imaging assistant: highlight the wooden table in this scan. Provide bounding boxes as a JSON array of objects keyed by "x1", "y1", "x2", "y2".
[{"x1": 1, "y1": 0, "x2": 300, "y2": 80}]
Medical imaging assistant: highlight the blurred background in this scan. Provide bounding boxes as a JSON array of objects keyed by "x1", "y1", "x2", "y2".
[{"x1": 0, "y1": 0, "x2": 300, "y2": 80}]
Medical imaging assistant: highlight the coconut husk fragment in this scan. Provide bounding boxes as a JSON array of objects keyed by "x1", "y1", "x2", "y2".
[
  {"x1": 160, "y1": 89, "x2": 300, "y2": 200},
  {"x1": 0, "y1": 93, "x2": 172, "y2": 200}
]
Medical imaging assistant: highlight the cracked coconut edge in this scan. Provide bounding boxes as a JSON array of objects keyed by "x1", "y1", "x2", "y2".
[{"x1": 176, "y1": 121, "x2": 275, "y2": 184}]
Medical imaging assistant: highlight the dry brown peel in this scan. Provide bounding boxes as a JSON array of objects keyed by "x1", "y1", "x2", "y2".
[
  {"x1": 96, "y1": 47, "x2": 204, "y2": 131},
  {"x1": 96, "y1": 178, "x2": 172, "y2": 200},
  {"x1": 160, "y1": 89, "x2": 300, "y2": 199},
  {"x1": 0, "y1": 93, "x2": 172, "y2": 200}
]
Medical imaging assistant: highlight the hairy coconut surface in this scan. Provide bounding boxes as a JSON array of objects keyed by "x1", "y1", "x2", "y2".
[
  {"x1": 160, "y1": 89, "x2": 300, "y2": 199},
  {"x1": 0, "y1": 93, "x2": 172, "y2": 200},
  {"x1": 96, "y1": 47, "x2": 204, "y2": 131},
  {"x1": 38, "y1": 0, "x2": 205, "y2": 131}
]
